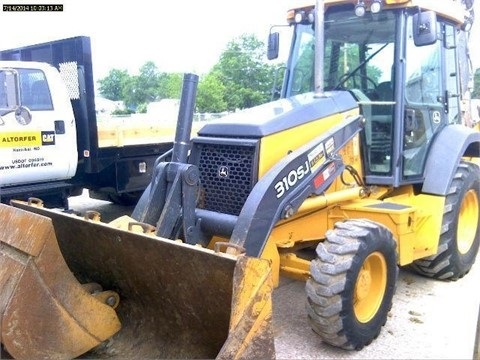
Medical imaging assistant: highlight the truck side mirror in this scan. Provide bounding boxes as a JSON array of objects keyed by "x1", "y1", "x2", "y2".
[
  {"x1": 412, "y1": 10, "x2": 438, "y2": 47},
  {"x1": 15, "y1": 106, "x2": 32, "y2": 125},
  {"x1": 0, "y1": 69, "x2": 21, "y2": 109},
  {"x1": 267, "y1": 32, "x2": 280, "y2": 60}
]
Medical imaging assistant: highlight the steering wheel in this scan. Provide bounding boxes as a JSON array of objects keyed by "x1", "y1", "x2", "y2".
[{"x1": 336, "y1": 73, "x2": 377, "y2": 92}]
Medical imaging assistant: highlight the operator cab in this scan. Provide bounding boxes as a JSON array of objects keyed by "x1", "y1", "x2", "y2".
[{"x1": 270, "y1": 3, "x2": 465, "y2": 187}]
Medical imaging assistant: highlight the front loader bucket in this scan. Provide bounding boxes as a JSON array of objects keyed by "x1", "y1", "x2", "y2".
[
  {"x1": 2, "y1": 201, "x2": 275, "y2": 359},
  {"x1": 0, "y1": 204, "x2": 121, "y2": 360}
]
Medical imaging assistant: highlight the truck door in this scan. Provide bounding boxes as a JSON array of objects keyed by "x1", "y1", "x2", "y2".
[{"x1": 0, "y1": 64, "x2": 78, "y2": 186}]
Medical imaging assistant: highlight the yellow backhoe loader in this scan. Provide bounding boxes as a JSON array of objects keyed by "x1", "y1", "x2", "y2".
[{"x1": 1, "y1": 0, "x2": 479, "y2": 358}]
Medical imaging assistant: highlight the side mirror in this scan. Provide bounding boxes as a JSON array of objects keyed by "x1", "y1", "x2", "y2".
[
  {"x1": 0, "y1": 69, "x2": 21, "y2": 109},
  {"x1": 15, "y1": 106, "x2": 32, "y2": 125},
  {"x1": 412, "y1": 10, "x2": 438, "y2": 46},
  {"x1": 267, "y1": 32, "x2": 279, "y2": 60}
]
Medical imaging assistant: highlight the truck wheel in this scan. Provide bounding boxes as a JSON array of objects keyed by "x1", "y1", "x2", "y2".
[
  {"x1": 306, "y1": 219, "x2": 398, "y2": 350},
  {"x1": 411, "y1": 161, "x2": 480, "y2": 280}
]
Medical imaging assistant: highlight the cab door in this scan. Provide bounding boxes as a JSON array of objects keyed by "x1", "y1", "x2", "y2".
[
  {"x1": 0, "y1": 63, "x2": 78, "y2": 186},
  {"x1": 401, "y1": 16, "x2": 459, "y2": 180}
]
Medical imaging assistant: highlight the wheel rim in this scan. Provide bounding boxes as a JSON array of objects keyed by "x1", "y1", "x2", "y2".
[
  {"x1": 457, "y1": 189, "x2": 479, "y2": 255},
  {"x1": 353, "y1": 251, "x2": 387, "y2": 323}
]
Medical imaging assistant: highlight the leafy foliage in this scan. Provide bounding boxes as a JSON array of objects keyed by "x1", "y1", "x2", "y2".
[
  {"x1": 212, "y1": 34, "x2": 276, "y2": 110},
  {"x1": 97, "y1": 69, "x2": 129, "y2": 101},
  {"x1": 196, "y1": 72, "x2": 227, "y2": 112},
  {"x1": 472, "y1": 68, "x2": 480, "y2": 98},
  {"x1": 97, "y1": 33, "x2": 277, "y2": 113},
  {"x1": 111, "y1": 108, "x2": 135, "y2": 115},
  {"x1": 122, "y1": 61, "x2": 161, "y2": 109}
]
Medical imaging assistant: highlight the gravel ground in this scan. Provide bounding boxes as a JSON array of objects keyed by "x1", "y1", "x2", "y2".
[{"x1": 68, "y1": 190, "x2": 480, "y2": 360}]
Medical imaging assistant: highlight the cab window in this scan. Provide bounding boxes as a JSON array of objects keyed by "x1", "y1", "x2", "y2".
[{"x1": 20, "y1": 69, "x2": 53, "y2": 111}]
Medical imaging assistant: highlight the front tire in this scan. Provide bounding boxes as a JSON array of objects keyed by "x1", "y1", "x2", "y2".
[
  {"x1": 411, "y1": 161, "x2": 480, "y2": 280},
  {"x1": 306, "y1": 219, "x2": 398, "y2": 350}
]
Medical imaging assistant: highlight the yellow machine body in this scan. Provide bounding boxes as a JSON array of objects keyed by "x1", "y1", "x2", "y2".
[
  {"x1": 1, "y1": 0, "x2": 479, "y2": 357},
  {"x1": 207, "y1": 108, "x2": 450, "y2": 285}
]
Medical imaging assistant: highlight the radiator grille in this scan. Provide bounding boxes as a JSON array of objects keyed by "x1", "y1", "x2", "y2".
[{"x1": 196, "y1": 142, "x2": 256, "y2": 216}]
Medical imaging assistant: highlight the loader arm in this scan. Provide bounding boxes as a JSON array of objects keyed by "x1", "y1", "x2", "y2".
[{"x1": 230, "y1": 114, "x2": 364, "y2": 256}]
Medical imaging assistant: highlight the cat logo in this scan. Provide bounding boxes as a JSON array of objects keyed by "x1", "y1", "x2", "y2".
[{"x1": 41, "y1": 131, "x2": 56, "y2": 145}]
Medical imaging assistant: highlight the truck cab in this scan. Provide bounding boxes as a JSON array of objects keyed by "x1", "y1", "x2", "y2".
[
  {"x1": 0, "y1": 36, "x2": 173, "y2": 207},
  {"x1": 0, "y1": 61, "x2": 78, "y2": 187}
]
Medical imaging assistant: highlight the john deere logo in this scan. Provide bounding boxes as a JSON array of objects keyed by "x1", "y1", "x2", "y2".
[{"x1": 218, "y1": 166, "x2": 229, "y2": 178}]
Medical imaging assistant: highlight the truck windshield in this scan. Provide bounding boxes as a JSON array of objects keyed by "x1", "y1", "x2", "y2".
[{"x1": 0, "y1": 68, "x2": 53, "y2": 114}]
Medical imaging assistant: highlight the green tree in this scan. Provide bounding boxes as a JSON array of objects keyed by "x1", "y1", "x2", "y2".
[
  {"x1": 122, "y1": 65, "x2": 185, "y2": 110},
  {"x1": 121, "y1": 61, "x2": 161, "y2": 109},
  {"x1": 136, "y1": 61, "x2": 162, "y2": 102},
  {"x1": 158, "y1": 73, "x2": 183, "y2": 99},
  {"x1": 196, "y1": 72, "x2": 227, "y2": 112},
  {"x1": 97, "y1": 33, "x2": 278, "y2": 112},
  {"x1": 121, "y1": 76, "x2": 141, "y2": 109},
  {"x1": 472, "y1": 68, "x2": 480, "y2": 98},
  {"x1": 97, "y1": 69, "x2": 129, "y2": 101},
  {"x1": 212, "y1": 33, "x2": 276, "y2": 110}
]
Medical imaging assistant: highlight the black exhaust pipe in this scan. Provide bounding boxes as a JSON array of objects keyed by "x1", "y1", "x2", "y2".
[
  {"x1": 172, "y1": 73, "x2": 198, "y2": 164},
  {"x1": 132, "y1": 73, "x2": 199, "y2": 229}
]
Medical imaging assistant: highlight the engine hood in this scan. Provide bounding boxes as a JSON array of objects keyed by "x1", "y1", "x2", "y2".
[{"x1": 198, "y1": 91, "x2": 357, "y2": 138}]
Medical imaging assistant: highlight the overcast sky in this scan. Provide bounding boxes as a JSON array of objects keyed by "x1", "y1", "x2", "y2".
[
  {"x1": 0, "y1": 0, "x2": 288, "y2": 79},
  {"x1": 0, "y1": 0, "x2": 478, "y2": 82}
]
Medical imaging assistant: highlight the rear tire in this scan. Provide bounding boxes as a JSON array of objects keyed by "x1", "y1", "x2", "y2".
[
  {"x1": 306, "y1": 219, "x2": 398, "y2": 350},
  {"x1": 411, "y1": 161, "x2": 480, "y2": 280}
]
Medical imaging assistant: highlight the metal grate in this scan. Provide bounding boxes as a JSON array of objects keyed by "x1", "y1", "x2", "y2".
[
  {"x1": 197, "y1": 143, "x2": 256, "y2": 216},
  {"x1": 59, "y1": 61, "x2": 80, "y2": 99}
]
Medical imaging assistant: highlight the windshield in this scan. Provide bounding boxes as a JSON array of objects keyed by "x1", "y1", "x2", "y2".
[
  {"x1": 287, "y1": 9, "x2": 397, "y2": 99},
  {"x1": 285, "y1": 8, "x2": 399, "y2": 177},
  {"x1": 0, "y1": 67, "x2": 53, "y2": 116}
]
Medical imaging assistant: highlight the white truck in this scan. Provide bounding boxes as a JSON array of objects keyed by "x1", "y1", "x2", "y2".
[{"x1": 0, "y1": 36, "x2": 174, "y2": 207}]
